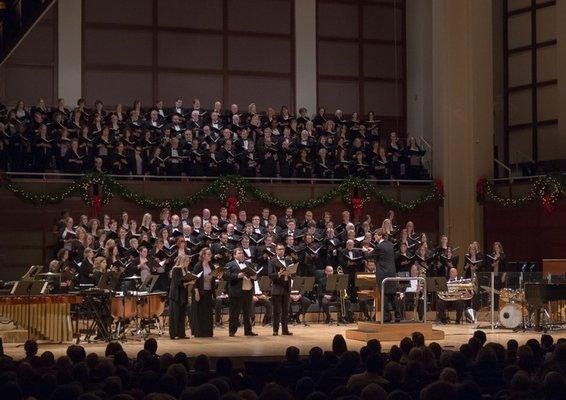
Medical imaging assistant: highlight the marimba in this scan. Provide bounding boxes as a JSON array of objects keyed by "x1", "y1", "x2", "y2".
[{"x1": 0, "y1": 294, "x2": 82, "y2": 342}]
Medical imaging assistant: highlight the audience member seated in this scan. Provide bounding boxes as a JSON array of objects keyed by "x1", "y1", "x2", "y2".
[
  {"x1": 0, "y1": 98, "x2": 430, "y2": 180},
  {"x1": 0, "y1": 332, "x2": 564, "y2": 400}
]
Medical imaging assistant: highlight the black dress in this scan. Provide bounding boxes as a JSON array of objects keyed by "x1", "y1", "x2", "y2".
[
  {"x1": 191, "y1": 262, "x2": 215, "y2": 337},
  {"x1": 168, "y1": 266, "x2": 188, "y2": 339}
]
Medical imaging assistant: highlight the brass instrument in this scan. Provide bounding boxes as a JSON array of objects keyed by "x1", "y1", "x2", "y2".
[
  {"x1": 437, "y1": 278, "x2": 475, "y2": 301},
  {"x1": 336, "y1": 266, "x2": 348, "y2": 319}
]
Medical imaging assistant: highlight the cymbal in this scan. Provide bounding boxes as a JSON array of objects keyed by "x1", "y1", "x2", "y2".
[
  {"x1": 480, "y1": 285, "x2": 500, "y2": 295},
  {"x1": 38, "y1": 272, "x2": 61, "y2": 276},
  {"x1": 124, "y1": 275, "x2": 142, "y2": 280}
]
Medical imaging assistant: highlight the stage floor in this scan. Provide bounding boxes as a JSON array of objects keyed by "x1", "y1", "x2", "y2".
[{"x1": 3, "y1": 323, "x2": 565, "y2": 362}]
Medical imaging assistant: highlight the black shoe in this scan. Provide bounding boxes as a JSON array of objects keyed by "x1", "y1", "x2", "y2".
[
  {"x1": 273, "y1": 332, "x2": 278, "y2": 336},
  {"x1": 282, "y1": 331, "x2": 293, "y2": 336},
  {"x1": 245, "y1": 332, "x2": 258, "y2": 336},
  {"x1": 229, "y1": 332, "x2": 235, "y2": 337}
]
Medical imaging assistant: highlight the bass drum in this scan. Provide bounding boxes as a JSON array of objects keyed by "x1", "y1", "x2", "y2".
[{"x1": 499, "y1": 304, "x2": 523, "y2": 329}]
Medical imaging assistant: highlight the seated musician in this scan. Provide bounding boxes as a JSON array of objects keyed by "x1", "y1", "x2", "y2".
[
  {"x1": 436, "y1": 267, "x2": 464, "y2": 324},
  {"x1": 396, "y1": 264, "x2": 424, "y2": 321},
  {"x1": 318, "y1": 265, "x2": 350, "y2": 324},
  {"x1": 214, "y1": 280, "x2": 230, "y2": 328},
  {"x1": 357, "y1": 259, "x2": 377, "y2": 321},
  {"x1": 252, "y1": 279, "x2": 272, "y2": 326},
  {"x1": 288, "y1": 277, "x2": 312, "y2": 325}
]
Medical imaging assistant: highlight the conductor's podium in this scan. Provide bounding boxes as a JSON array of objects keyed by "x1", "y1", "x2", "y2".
[{"x1": 345, "y1": 321, "x2": 445, "y2": 342}]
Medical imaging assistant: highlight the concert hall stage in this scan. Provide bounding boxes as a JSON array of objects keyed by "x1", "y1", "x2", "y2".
[{"x1": 2, "y1": 323, "x2": 565, "y2": 364}]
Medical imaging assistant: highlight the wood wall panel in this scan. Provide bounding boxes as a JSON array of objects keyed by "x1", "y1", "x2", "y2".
[{"x1": 484, "y1": 190, "x2": 566, "y2": 265}]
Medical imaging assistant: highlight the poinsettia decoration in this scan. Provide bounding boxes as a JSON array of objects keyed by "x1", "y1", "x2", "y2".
[
  {"x1": 476, "y1": 177, "x2": 487, "y2": 203},
  {"x1": 227, "y1": 195, "x2": 239, "y2": 214},
  {"x1": 434, "y1": 178, "x2": 444, "y2": 199},
  {"x1": 351, "y1": 196, "x2": 363, "y2": 219},
  {"x1": 541, "y1": 192, "x2": 557, "y2": 214}
]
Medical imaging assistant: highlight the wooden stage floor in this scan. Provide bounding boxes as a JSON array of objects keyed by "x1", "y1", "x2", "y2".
[{"x1": 3, "y1": 322, "x2": 566, "y2": 362}]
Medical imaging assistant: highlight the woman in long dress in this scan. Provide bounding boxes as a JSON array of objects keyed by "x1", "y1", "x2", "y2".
[
  {"x1": 168, "y1": 255, "x2": 191, "y2": 339},
  {"x1": 191, "y1": 247, "x2": 216, "y2": 337}
]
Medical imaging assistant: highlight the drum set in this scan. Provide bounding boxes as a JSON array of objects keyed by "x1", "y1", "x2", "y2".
[{"x1": 497, "y1": 288, "x2": 527, "y2": 329}]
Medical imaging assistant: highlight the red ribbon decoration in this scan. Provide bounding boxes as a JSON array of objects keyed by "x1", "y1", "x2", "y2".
[
  {"x1": 541, "y1": 193, "x2": 556, "y2": 214},
  {"x1": 227, "y1": 196, "x2": 238, "y2": 215},
  {"x1": 351, "y1": 196, "x2": 363, "y2": 219},
  {"x1": 434, "y1": 178, "x2": 444, "y2": 199},
  {"x1": 476, "y1": 177, "x2": 487, "y2": 203},
  {"x1": 91, "y1": 195, "x2": 102, "y2": 216}
]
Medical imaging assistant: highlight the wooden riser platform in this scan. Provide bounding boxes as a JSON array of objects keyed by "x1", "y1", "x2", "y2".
[{"x1": 345, "y1": 321, "x2": 445, "y2": 341}]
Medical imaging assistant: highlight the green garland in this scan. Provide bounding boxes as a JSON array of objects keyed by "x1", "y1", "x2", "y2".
[
  {"x1": 0, "y1": 173, "x2": 442, "y2": 211},
  {"x1": 477, "y1": 174, "x2": 566, "y2": 207}
]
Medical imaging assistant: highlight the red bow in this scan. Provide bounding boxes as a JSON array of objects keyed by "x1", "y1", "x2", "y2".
[
  {"x1": 476, "y1": 177, "x2": 487, "y2": 203},
  {"x1": 434, "y1": 178, "x2": 444, "y2": 199},
  {"x1": 541, "y1": 193, "x2": 557, "y2": 214},
  {"x1": 351, "y1": 196, "x2": 363, "y2": 219},
  {"x1": 227, "y1": 196, "x2": 238, "y2": 214},
  {"x1": 91, "y1": 195, "x2": 102, "y2": 216}
]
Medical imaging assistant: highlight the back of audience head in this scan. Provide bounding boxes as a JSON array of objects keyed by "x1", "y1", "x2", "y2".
[{"x1": 332, "y1": 334, "x2": 347, "y2": 355}]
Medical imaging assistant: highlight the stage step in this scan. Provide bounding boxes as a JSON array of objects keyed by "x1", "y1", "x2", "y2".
[{"x1": 345, "y1": 322, "x2": 445, "y2": 342}]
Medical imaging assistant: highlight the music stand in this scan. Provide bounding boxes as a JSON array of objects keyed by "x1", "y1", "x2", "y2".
[
  {"x1": 215, "y1": 280, "x2": 227, "y2": 297},
  {"x1": 291, "y1": 277, "x2": 315, "y2": 326},
  {"x1": 326, "y1": 274, "x2": 349, "y2": 325},
  {"x1": 22, "y1": 265, "x2": 44, "y2": 280},
  {"x1": 291, "y1": 276, "x2": 315, "y2": 295},
  {"x1": 259, "y1": 276, "x2": 271, "y2": 292},
  {"x1": 97, "y1": 271, "x2": 121, "y2": 291},
  {"x1": 140, "y1": 275, "x2": 159, "y2": 293}
]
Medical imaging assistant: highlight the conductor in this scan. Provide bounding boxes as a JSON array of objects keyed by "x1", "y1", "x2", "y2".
[{"x1": 374, "y1": 228, "x2": 400, "y2": 323}]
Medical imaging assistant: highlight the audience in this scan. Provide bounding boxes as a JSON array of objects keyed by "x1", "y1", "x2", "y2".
[
  {"x1": 1, "y1": 331, "x2": 564, "y2": 400},
  {"x1": 0, "y1": 98, "x2": 429, "y2": 180}
]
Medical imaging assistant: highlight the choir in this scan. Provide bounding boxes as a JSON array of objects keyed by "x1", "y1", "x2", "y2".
[{"x1": 0, "y1": 98, "x2": 428, "y2": 179}]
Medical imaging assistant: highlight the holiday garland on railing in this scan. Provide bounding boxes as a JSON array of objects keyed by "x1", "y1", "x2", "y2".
[
  {"x1": 0, "y1": 173, "x2": 443, "y2": 212},
  {"x1": 476, "y1": 174, "x2": 565, "y2": 213}
]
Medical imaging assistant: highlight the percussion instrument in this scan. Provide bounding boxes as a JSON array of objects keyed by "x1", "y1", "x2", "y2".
[
  {"x1": 499, "y1": 304, "x2": 523, "y2": 329},
  {"x1": 0, "y1": 294, "x2": 82, "y2": 342}
]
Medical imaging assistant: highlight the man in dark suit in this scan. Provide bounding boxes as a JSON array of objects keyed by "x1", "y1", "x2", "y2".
[
  {"x1": 374, "y1": 228, "x2": 400, "y2": 323},
  {"x1": 225, "y1": 248, "x2": 258, "y2": 337},
  {"x1": 268, "y1": 243, "x2": 293, "y2": 336},
  {"x1": 339, "y1": 239, "x2": 365, "y2": 302}
]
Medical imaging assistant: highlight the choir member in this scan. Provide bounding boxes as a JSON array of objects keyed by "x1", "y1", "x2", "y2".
[
  {"x1": 168, "y1": 255, "x2": 191, "y2": 340},
  {"x1": 191, "y1": 247, "x2": 216, "y2": 337}
]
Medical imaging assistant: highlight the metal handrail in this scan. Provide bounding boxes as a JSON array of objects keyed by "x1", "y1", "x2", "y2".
[
  {"x1": 490, "y1": 172, "x2": 566, "y2": 183},
  {"x1": 380, "y1": 277, "x2": 427, "y2": 324},
  {"x1": 494, "y1": 158, "x2": 511, "y2": 173},
  {"x1": 4, "y1": 171, "x2": 434, "y2": 185}
]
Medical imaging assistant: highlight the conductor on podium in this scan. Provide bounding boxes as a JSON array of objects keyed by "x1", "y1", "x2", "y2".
[{"x1": 374, "y1": 228, "x2": 400, "y2": 322}]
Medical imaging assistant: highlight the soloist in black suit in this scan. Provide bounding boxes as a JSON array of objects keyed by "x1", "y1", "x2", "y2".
[
  {"x1": 225, "y1": 260, "x2": 255, "y2": 335},
  {"x1": 268, "y1": 257, "x2": 292, "y2": 334}
]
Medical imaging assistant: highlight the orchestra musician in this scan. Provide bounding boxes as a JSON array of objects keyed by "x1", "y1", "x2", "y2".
[
  {"x1": 436, "y1": 267, "x2": 464, "y2": 324},
  {"x1": 318, "y1": 265, "x2": 350, "y2": 324}
]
